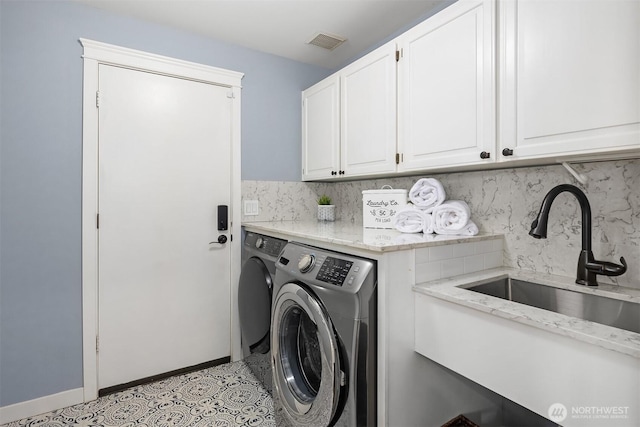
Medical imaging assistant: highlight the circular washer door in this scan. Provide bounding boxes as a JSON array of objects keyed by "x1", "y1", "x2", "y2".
[
  {"x1": 271, "y1": 282, "x2": 343, "y2": 427},
  {"x1": 238, "y1": 257, "x2": 273, "y2": 353}
]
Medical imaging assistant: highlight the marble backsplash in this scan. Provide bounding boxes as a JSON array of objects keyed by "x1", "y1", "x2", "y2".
[{"x1": 242, "y1": 159, "x2": 639, "y2": 289}]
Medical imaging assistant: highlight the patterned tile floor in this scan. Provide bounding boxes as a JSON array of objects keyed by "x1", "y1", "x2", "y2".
[{"x1": 3, "y1": 361, "x2": 275, "y2": 427}]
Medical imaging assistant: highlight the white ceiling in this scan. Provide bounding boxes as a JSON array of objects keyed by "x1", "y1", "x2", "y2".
[{"x1": 74, "y1": 0, "x2": 446, "y2": 69}]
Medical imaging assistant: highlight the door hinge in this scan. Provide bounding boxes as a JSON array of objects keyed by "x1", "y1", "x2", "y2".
[
  {"x1": 96, "y1": 213, "x2": 99, "y2": 229},
  {"x1": 96, "y1": 90, "x2": 101, "y2": 108}
]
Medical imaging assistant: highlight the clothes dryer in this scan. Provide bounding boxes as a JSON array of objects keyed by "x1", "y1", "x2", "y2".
[
  {"x1": 271, "y1": 242, "x2": 377, "y2": 427},
  {"x1": 239, "y1": 231, "x2": 287, "y2": 393}
]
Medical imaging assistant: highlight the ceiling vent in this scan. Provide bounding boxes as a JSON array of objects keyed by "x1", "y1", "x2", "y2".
[{"x1": 307, "y1": 32, "x2": 347, "y2": 51}]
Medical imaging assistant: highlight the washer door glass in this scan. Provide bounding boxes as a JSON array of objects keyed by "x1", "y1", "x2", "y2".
[
  {"x1": 272, "y1": 282, "x2": 342, "y2": 427},
  {"x1": 238, "y1": 257, "x2": 272, "y2": 353}
]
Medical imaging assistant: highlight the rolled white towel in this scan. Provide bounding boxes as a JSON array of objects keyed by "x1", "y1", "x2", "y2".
[
  {"x1": 393, "y1": 206, "x2": 429, "y2": 234},
  {"x1": 431, "y1": 200, "x2": 471, "y2": 231},
  {"x1": 433, "y1": 220, "x2": 479, "y2": 236},
  {"x1": 423, "y1": 213, "x2": 434, "y2": 234},
  {"x1": 408, "y1": 178, "x2": 446, "y2": 211}
]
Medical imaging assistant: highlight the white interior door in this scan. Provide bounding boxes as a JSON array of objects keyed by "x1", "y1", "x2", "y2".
[{"x1": 97, "y1": 64, "x2": 232, "y2": 390}]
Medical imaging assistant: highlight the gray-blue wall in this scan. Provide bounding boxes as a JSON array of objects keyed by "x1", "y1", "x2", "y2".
[{"x1": 0, "y1": 0, "x2": 329, "y2": 407}]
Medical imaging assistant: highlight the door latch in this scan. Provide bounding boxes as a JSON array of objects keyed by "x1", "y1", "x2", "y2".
[{"x1": 210, "y1": 235, "x2": 228, "y2": 245}]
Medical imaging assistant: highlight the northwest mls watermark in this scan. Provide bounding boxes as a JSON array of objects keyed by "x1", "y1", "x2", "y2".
[{"x1": 548, "y1": 403, "x2": 630, "y2": 423}]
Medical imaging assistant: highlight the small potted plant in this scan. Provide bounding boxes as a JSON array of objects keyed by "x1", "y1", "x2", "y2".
[{"x1": 317, "y1": 194, "x2": 335, "y2": 221}]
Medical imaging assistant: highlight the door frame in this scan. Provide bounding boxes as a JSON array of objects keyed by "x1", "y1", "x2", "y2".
[{"x1": 80, "y1": 39, "x2": 243, "y2": 402}]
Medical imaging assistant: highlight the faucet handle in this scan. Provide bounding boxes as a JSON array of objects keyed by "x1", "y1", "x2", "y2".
[{"x1": 585, "y1": 257, "x2": 627, "y2": 276}]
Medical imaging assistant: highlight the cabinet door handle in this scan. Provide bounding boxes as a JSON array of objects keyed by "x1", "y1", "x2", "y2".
[
  {"x1": 480, "y1": 151, "x2": 491, "y2": 159},
  {"x1": 339, "y1": 170, "x2": 345, "y2": 175},
  {"x1": 502, "y1": 148, "x2": 514, "y2": 156},
  {"x1": 331, "y1": 171, "x2": 337, "y2": 176}
]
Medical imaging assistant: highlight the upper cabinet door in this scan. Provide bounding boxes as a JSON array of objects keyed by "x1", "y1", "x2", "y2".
[
  {"x1": 397, "y1": 0, "x2": 496, "y2": 172},
  {"x1": 341, "y1": 41, "x2": 398, "y2": 177},
  {"x1": 302, "y1": 75, "x2": 340, "y2": 181},
  {"x1": 499, "y1": 0, "x2": 640, "y2": 161}
]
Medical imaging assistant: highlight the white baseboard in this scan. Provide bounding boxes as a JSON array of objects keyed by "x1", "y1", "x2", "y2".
[{"x1": 0, "y1": 388, "x2": 84, "y2": 425}]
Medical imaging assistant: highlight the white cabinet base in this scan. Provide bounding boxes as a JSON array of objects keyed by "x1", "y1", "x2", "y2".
[{"x1": 415, "y1": 293, "x2": 640, "y2": 426}]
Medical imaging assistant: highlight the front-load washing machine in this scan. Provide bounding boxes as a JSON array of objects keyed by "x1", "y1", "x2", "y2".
[
  {"x1": 271, "y1": 242, "x2": 377, "y2": 427},
  {"x1": 238, "y1": 231, "x2": 287, "y2": 393}
]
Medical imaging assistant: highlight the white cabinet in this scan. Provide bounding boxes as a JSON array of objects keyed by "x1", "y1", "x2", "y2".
[
  {"x1": 302, "y1": 42, "x2": 396, "y2": 181},
  {"x1": 303, "y1": 0, "x2": 639, "y2": 180},
  {"x1": 341, "y1": 42, "x2": 397, "y2": 177},
  {"x1": 302, "y1": 75, "x2": 340, "y2": 180},
  {"x1": 302, "y1": 1, "x2": 495, "y2": 180},
  {"x1": 498, "y1": 0, "x2": 640, "y2": 161},
  {"x1": 397, "y1": 0, "x2": 496, "y2": 171}
]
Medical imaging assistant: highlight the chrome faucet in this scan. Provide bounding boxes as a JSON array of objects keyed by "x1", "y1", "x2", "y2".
[{"x1": 529, "y1": 184, "x2": 627, "y2": 286}]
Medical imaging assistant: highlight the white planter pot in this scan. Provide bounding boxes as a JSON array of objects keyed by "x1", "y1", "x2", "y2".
[{"x1": 317, "y1": 205, "x2": 335, "y2": 221}]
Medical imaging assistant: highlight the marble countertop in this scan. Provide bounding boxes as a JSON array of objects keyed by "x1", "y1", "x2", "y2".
[
  {"x1": 242, "y1": 220, "x2": 502, "y2": 252},
  {"x1": 414, "y1": 267, "x2": 640, "y2": 359},
  {"x1": 243, "y1": 220, "x2": 639, "y2": 358}
]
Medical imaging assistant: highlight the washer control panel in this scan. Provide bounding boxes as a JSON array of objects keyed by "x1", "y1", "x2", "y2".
[
  {"x1": 316, "y1": 257, "x2": 353, "y2": 286},
  {"x1": 244, "y1": 232, "x2": 287, "y2": 258},
  {"x1": 277, "y1": 242, "x2": 375, "y2": 291}
]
